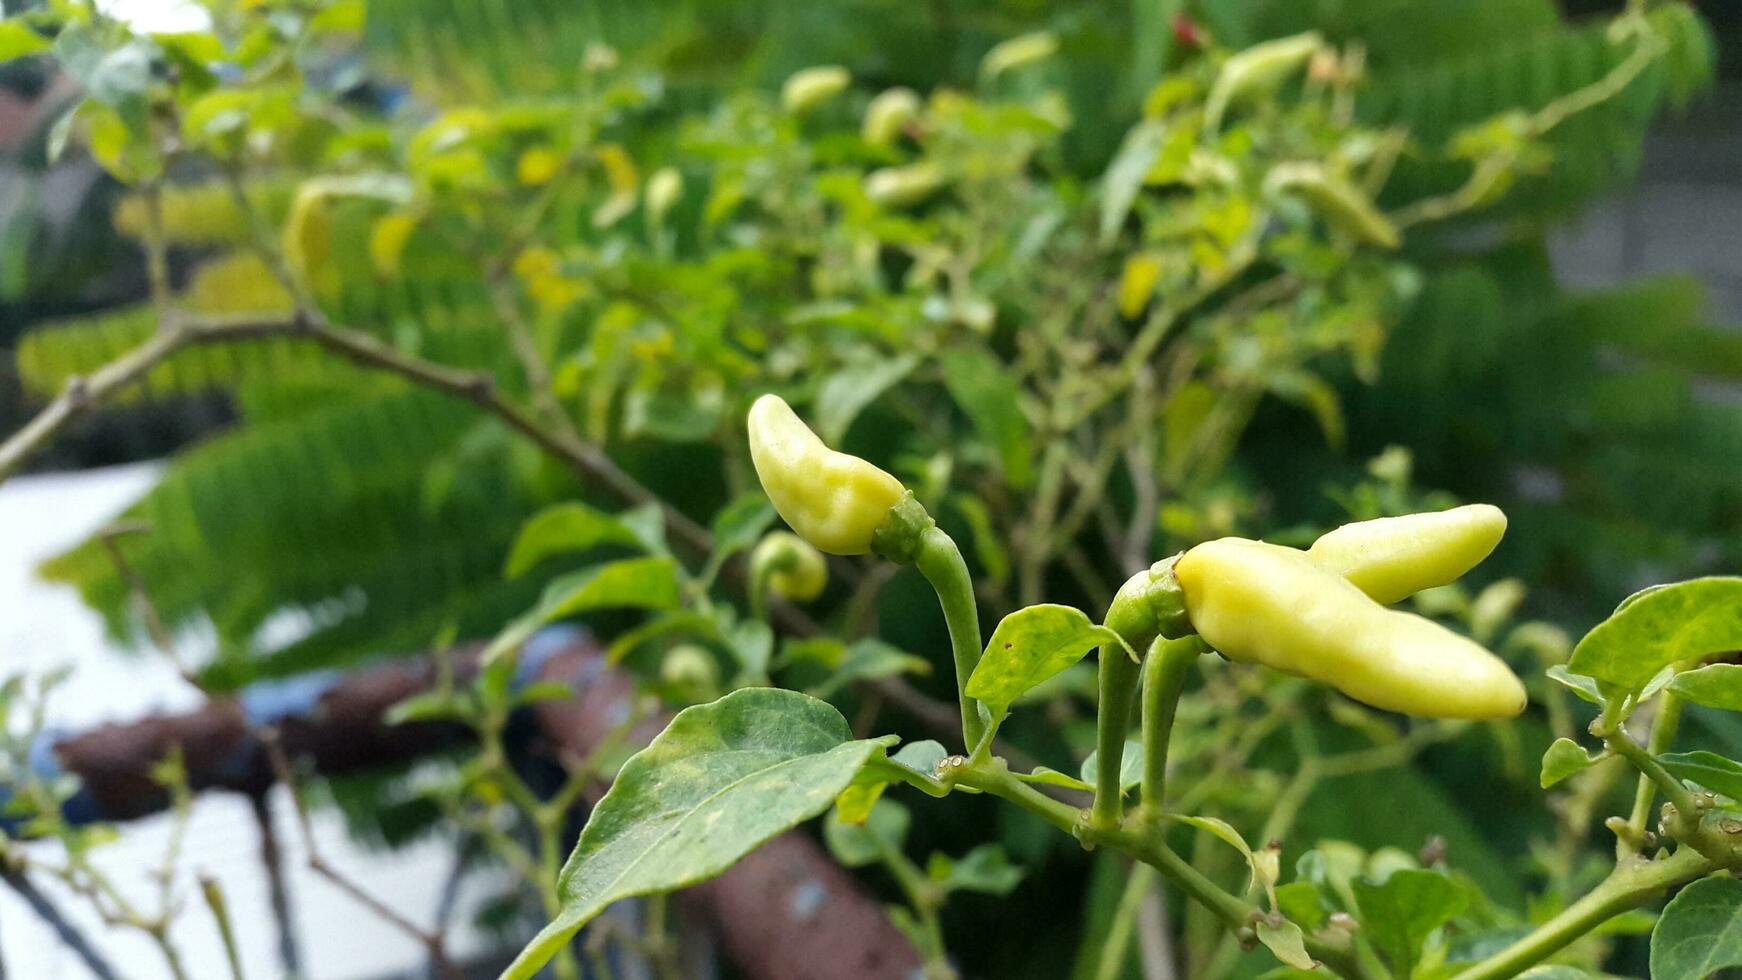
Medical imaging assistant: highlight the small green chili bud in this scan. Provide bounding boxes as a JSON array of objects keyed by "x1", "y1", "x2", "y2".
[{"x1": 750, "y1": 531, "x2": 829, "y2": 602}]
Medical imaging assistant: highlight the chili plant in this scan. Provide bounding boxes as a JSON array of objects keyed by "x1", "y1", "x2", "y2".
[{"x1": 499, "y1": 400, "x2": 1742, "y2": 980}]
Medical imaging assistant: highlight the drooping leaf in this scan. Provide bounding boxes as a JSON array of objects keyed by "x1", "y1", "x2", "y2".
[
  {"x1": 486, "y1": 557, "x2": 681, "y2": 662},
  {"x1": 1658, "y1": 751, "x2": 1742, "y2": 802},
  {"x1": 1351, "y1": 869, "x2": 1468, "y2": 977},
  {"x1": 1257, "y1": 917, "x2": 1316, "y2": 971},
  {"x1": 1100, "y1": 120, "x2": 1165, "y2": 244},
  {"x1": 1540, "y1": 738, "x2": 1604, "y2": 789},
  {"x1": 501, "y1": 689, "x2": 895, "y2": 979},
  {"x1": 966, "y1": 604, "x2": 1120, "y2": 715},
  {"x1": 1568, "y1": 578, "x2": 1742, "y2": 692},
  {"x1": 1014, "y1": 766, "x2": 1093, "y2": 792},
  {"x1": 504, "y1": 502, "x2": 645, "y2": 578},
  {"x1": 1651, "y1": 875, "x2": 1742, "y2": 980},
  {"x1": 1668, "y1": 664, "x2": 1742, "y2": 713},
  {"x1": 814, "y1": 354, "x2": 919, "y2": 443}
]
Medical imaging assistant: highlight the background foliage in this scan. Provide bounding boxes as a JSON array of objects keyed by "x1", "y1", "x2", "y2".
[{"x1": 2, "y1": 0, "x2": 1738, "y2": 976}]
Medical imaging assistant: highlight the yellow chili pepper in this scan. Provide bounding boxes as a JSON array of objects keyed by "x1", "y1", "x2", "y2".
[
  {"x1": 747, "y1": 394, "x2": 906, "y2": 555},
  {"x1": 781, "y1": 66, "x2": 851, "y2": 115},
  {"x1": 862, "y1": 87, "x2": 920, "y2": 146},
  {"x1": 1175, "y1": 537, "x2": 1527, "y2": 719},
  {"x1": 1307, "y1": 504, "x2": 1508, "y2": 604},
  {"x1": 865, "y1": 162, "x2": 944, "y2": 209}
]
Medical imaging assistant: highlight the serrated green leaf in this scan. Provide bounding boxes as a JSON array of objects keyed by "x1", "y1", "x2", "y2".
[
  {"x1": 966, "y1": 604, "x2": 1119, "y2": 714},
  {"x1": 1651, "y1": 875, "x2": 1742, "y2": 980},
  {"x1": 1257, "y1": 918, "x2": 1316, "y2": 970},
  {"x1": 502, "y1": 689, "x2": 894, "y2": 980},
  {"x1": 1669, "y1": 664, "x2": 1742, "y2": 712},
  {"x1": 1352, "y1": 869, "x2": 1467, "y2": 977},
  {"x1": 1568, "y1": 578, "x2": 1742, "y2": 692},
  {"x1": 824, "y1": 798, "x2": 910, "y2": 867},
  {"x1": 504, "y1": 502, "x2": 644, "y2": 578},
  {"x1": 1659, "y1": 751, "x2": 1742, "y2": 802},
  {"x1": 1540, "y1": 738, "x2": 1604, "y2": 788},
  {"x1": 1081, "y1": 739, "x2": 1144, "y2": 793},
  {"x1": 486, "y1": 557, "x2": 681, "y2": 663},
  {"x1": 938, "y1": 348, "x2": 1033, "y2": 488},
  {"x1": 814, "y1": 354, "x2": 919, "y2": 443}
]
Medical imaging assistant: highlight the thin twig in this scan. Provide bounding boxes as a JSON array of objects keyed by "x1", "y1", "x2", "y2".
[
  {"x1": 260, "y1": 731, "x2": 461, "y2": 978},
  {"x1": 0, "y1": 863, "x2": 124, "y2": 980},
  {"x1": 249, "y1": 791, "x2": 302, "y2": 977}
]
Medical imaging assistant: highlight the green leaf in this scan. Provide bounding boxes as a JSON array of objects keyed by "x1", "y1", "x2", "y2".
[
  {"x1": 1014, "y1": 766, "x2": 1093, "y2": 792},
  {"x1": 1568, "y1": 577, "x2": 1742, "y2": 692},
  {"x1": 1659, "y1": 751, "x2": 1742, "y2": 802},
  {"x1": 1256, "y1": 918, "x2": 1316, "y2": 971},
  {"x1": 502, "y1": 689, "x2": 895, "y2": 980},
  {"x1": 939, "y1": 348, "x2": 1033, "y2": 489},
  {"x1": 1545, "y1": 665, "x2": 1604, "y2": 705},
  {"x1": 1166, "y1": 813, "x2": 1265, "y2": 890},
  {"x1": 1100, "y1": 120, "x2": 1164, "y2": 244},
  {"x1": 1275, "y1": 881, "x2": 1329, "y2": 932},
  {"x1": 1651, "y1": 875, "x2": 1742, "y2": 980},
  {"x1": 966, "y1": 604, "x2": 1120, "y2": 715},
  {"x1": 1540, "y1": 738, "x2": 1604, "y2": 789},
  {"x1": 385, "y1": 691, "x2": 470, "y2": 725},
  {"x1": 810, "y1": 639, "x2": 930, "y2": 699},
  {"x1": 814, "y1": 353, "x2": 919, "y2": 443},
  {"x1": 1081, "y1": 739, "x2": 1144, "y2": 793},
  {"x1": 708, "y1": 495, "x2": 776, "y2": 563},
  {"x1": 724, "y1": 618, "x2": 775, "y2": 683},
  {"x1": 0, "y1": 21, "x2": 49, "y2": 61},
  {"x1": 1669, "y1": 664, "x2": 1742, "y2": 712},
  {"x1": 504, "y1": 502, "x2": 644, "y2": 578},
  {"x1": 1351, "y1": 869, "x2": 1468, "y2": 976},
  {"x1": 931, "y1": 844, "x2": 1024, "y2": 896},
  {"x1": 486, "y1": 557, "x2": 681, "y2": 663},
  {"x1": 823, "y1": 798, "x2": 910, "y2": 868}
]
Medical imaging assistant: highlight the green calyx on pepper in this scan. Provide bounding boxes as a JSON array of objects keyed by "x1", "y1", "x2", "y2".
[{"x1": 747, "y1": 394, "x2": 907, "y2": 556}]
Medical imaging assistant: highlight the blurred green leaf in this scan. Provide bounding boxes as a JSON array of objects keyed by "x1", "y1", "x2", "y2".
[{"x1": 1351, "y1": 869, "x2": 1467, "y2": 977}]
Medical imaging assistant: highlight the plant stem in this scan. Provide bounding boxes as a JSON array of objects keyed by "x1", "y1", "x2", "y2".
[
  {"x1": 1621, "y1": 692, "x2": 1685, "y2": 859},
  {"x1": 1140, "y1": 637, "x2": 1200, "y2": 812},
  {"x1": 1093, "y1": 646, "x2": 1141, "y2": 828},
  {"x1": 914, "y1": 525, "x2": 986, "y2": 750},
  {"x1": 1451, "y1": 847, "x2": 1714, "y2": 980},
  {"x1": 1604, "y1": 726, "x2": 1699, "y2": 821},
  {"x1": 1095, "y1": 863, "x2": 1158, "y2": 980},
  {"x1": 950, "y1": 757, "x2": 1364, "y2": 976}
]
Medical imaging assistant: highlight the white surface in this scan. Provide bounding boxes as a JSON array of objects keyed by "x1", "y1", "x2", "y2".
[{"x1": 0, "y1": 464, "x2": 503, "y2": 980}]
